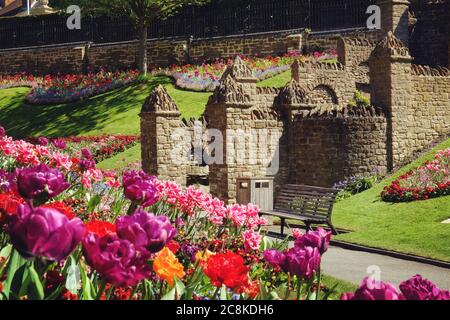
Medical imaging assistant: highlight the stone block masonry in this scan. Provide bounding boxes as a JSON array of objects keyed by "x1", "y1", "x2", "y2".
[
  {"x1": 0, "y1": 44, "x2": 86, "y2": 75},
  {"x1": 290, "y1": 109, "x2": 388, "y2": 187},
  {"x1": 0, "y1": 29, "x2": 304, "y2": 75}
]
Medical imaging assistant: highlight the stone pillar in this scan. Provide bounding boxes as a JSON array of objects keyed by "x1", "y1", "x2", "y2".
[
  {"x1": 140, "y1": 85, "x2": 187, "y2": 186},
  {"x1": 206, "y1": 56, "x2": 258, "y2": 203},
  {"x1": 378, "y1": 0, "x2": 410, "y2": 47},
  {"x1": 369, "y1": 31, "x2": 413, "y2": 169}
]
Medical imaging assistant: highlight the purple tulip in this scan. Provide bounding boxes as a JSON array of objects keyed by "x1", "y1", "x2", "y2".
[
  {"x1": 295, "y1": 228, "x2": 331, "y2": 254},
  {"x1": 399, "y1": 275, "x2": 450, "y2": 300},
  {"x1": 116, "y1": 211, "x2": 177, "y2": 253},
  {"x1": 181, "y1": 242, "x2": 199, "y2": 262},
  {"x1": 263, "y1": 249, "x2": 287, "y2": 270},
  {"x1": 82, "y1": 233, "x2": 152, "y2": 287},
  {"x1": 38, "y1": 137, "x2": 49, "y2": 146},
  {"x1": 52, "y1": 139, "x2": 67, "y2": 150},
  {"x1": 340, "y1": 292, "x2": 355, "y2": 300},
  {"x1": 285, "y1": 246, "x2": 321, "y2": 279},
  {"x1": 341, "y1": 277, "x2": 404, "y2": 300},
  {"x1": 122, "y1": 171, "x2": 159, "y2": 208},
  {"x1": 8, "y1": 205, "x2": 85, "y2": 262},
  {"x1": 0, "y1": 126, "x2": 5, "y2": 138},
  {"x1": 17, "y1": 164, "x2": 70, "y2": 201},
  {"x1": 79, "y1": 159, "x2": 96, "y2": 171},
  {"x1": 0, "y1": 169, "x2": 19, "y2": 193},
  {"x1": 81, "y1": 148, "x2": 93, "y2": 160}
]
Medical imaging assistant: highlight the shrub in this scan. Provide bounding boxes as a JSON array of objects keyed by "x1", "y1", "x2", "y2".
[{"x1": 334, "y1": 174, "x2": 380, "y2": 202}]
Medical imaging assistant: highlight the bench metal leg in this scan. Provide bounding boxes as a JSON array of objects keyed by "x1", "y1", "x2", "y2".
[
  {"x1": 305, "y1": 222, "x2": 312, "y2": 232},
  {"x1": 328, "y1": 221, "x2": 339, "y2": 235},
  {"x1": 280, "y1": 218, "x2": 285, "y2": 235}
]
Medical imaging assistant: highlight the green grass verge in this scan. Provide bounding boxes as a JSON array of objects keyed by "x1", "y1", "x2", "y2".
[
  {"x1": 333, "y1": 138, "x2": 450, "y2": 262},
  {"x1": 257, "y1": 71, "x2": 291, "y2": 88},
  {"x1": 320, "y1": 275, "x2": 357, "y2": 300},
  {"x1": 97, "y1": 144, "x2": 141, "y2": 172},
  {"x1": 0, "y1": 76, "x2": 210, "y2": 138}
]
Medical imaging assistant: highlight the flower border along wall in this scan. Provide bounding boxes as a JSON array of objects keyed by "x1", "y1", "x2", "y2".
[{"x1": 0, "y1": 126, "x2": 448, "y2": 301}]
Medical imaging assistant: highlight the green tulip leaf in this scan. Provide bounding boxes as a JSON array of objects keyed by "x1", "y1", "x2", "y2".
[
  {"x1": 2, "y1": 249, "x2": 27, "y2": 299},
  {"x1": 28, "y1": 265, "x2": 45, "y2": 300},
  {"x1": 161, "y1": 278, "x2": 185, "y2": 300},
  {"x1": 0, "y1": 244, "x2": 12, "y2": 258},
  {"x1": 260, "y1": 236, "x2": 271, "y2": 251},
  {"x1": 79, "y1": 264, "x2": 94, "y2": 300},
  {"x1": 12, "y1": 264, "x2": 30, "y2": 298},
  {"x1": 220, "y1": 285, "x2": 228, "y2": 300},
  {"x1": 87, "y1": 194, "x2": 102, "y2": 212}
]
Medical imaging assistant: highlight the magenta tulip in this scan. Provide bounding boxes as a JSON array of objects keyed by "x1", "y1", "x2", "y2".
[
  {"x1": 263, "y1": 249, "x2": 287, "y2": 270},
  {"x1": 341, "y1": 277, "x2": 404, "y2": 300},
  {"x1": 17, "y1": 164, "x2": 69, "y2": 202},
  {"x1": 83, "y1": 233, "x2": 152, "y2": 287},
  {"x1": 122, "y1": 171, "x2": 159, "y2": 208},
  {"x1": 52, "y1": 139, "x2": 67, "y2": 150},
  {"x1": 399, "y1": 275, "x2": 450, "y2": 300},
  {"x1": 285, "y1": 246, "x2": 321, "y2": 279},
  {"x1": 116, "y1": 210, "x2": 177, "y2": 253},
  {"x1": 38, "y1": 137, "x2": 49, "y2": 146},
  {"x1": 8, "y1": 205, "x2": 85, "y2": 262},
  {"x1": 295, "y1": 228, "x2": 331, "y2": 254}
]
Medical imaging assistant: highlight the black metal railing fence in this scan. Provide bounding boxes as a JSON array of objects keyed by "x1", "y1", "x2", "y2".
[{"x1": 0, "y1": 0, "x2": 375, "y2": 49}]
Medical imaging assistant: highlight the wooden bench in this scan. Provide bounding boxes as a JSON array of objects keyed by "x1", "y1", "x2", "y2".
[{"x1": 260, "y1": 184, "x2": 340, "y2": 235}]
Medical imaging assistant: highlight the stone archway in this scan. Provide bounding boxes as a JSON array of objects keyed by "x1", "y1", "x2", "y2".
[
  {"x1": 307, "y1": 77, "x2": 341, "y2": 105},
  {"x1": 311, "y1": 85, "x2": 339, "y2": 105}
]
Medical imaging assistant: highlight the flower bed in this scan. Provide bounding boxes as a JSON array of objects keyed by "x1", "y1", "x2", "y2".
[
  {"x1": 381, "y1": 148, "x2": 450, "y2": 202},
  {"x1": 153, "y1": 50, "x2": 337, "y2": 92},
  {"x1": 27, "y1": 135, "x2": 140, "y2": 164},
  {"x1": 0, "y1": 127, "x2": 447, "y2": 300},
  {"x1": 0, "y1": 70, "x2": 139, "y2": 105}
]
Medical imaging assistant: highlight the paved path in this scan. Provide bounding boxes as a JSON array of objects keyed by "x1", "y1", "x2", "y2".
[{"x1": 321, "y1": 246, "x2": 450, "y2": 290}]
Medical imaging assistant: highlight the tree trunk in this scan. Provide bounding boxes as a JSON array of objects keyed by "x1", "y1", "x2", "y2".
[{"x1": 138, "y1": 24, "x2": 148, "y2": 75}]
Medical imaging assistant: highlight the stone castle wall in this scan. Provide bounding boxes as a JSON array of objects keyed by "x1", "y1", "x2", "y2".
[
  {"x1": 304, "y1": 29, "x2": 381, "y2": 52},
  {"x1": 409, "y1": 65, "x2": 450, "y2": 152},
  {"x1": 0, "y1": 44, "x2": 86, "y2": 75},
  {"x1": 369, "y1": 31, "x2": 450, "y2": 168},
  {"x1": 292, "y1": 60, "x2": 356, "y2": 107},
  {"x1": 290, "y1": 110, "x2": 388, "y2": 187}
]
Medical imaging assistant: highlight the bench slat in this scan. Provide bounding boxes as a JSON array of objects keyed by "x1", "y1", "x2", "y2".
[
  {"x1": 283, "y1": 184, "x2": 339, "y2": 194},
  {"x1": 261, "y1": 211, "x2": 328, "y2": 222},
  {"x1": 277, "y1": 191, "x2": 337, "y2": 200}
]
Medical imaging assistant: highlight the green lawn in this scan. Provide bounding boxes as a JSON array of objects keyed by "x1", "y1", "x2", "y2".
[
  {"x1": 97, "y1": 144, "x2": 141, "y2": 171},
  {"x1": 320, "y1": 275, "x2": 357, "y2": 300},
  {"x1": 333, "y1": 138, "x2": 450, "y2": 262},
  {"x1": 257, "y1": 71, "x2": 291, "y2": 88},
  {"x1": 0, "y1": 72, "x2": 291, "y2": 139},
  {"x1": 0, "y1": 76, "x2": 210, "y2": 138}
]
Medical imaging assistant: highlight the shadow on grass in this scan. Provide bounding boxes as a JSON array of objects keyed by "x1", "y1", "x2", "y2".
[{"x1": 0, "y1": 77, "x2": 172, "y2": 139}]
